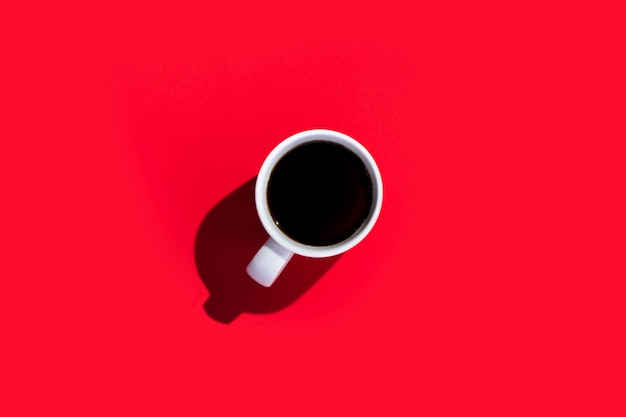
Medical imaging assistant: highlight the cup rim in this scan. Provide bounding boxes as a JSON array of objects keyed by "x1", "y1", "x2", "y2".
[{"x1": 255, "y1": 129, "x2": 383, "y2": 258}]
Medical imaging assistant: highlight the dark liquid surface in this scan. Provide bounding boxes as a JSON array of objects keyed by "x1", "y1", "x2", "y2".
[{"x1": 267, "y1": 141, "x2": 373, "y2": 246}]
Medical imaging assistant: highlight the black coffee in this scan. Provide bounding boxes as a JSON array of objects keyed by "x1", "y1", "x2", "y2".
[{"x1": 267, "y1": 141, "x2": 373, "y2": 246}]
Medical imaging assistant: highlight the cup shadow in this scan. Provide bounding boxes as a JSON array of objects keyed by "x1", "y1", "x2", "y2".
[{"x1": 194, "y1": 177, "x2": 341, "y2": 324}]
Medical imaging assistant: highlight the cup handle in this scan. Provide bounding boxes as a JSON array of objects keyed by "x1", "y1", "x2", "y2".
[{"x1": 246, "y1": 238, "x2": 294, "y2": 287}]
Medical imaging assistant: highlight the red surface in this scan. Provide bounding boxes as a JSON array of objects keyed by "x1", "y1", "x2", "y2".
[{"x1": 2, "y1": 1, "x2": 625, "y2": 415}]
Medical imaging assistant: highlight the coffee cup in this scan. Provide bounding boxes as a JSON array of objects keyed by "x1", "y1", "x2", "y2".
[{"x1": 246, "y1": 129, "x2": 383, "y2": 287}]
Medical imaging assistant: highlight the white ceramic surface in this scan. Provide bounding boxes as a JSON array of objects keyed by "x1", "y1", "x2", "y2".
[{"x1": 246, "y1": 129, "x2": 383, "y2": 287}]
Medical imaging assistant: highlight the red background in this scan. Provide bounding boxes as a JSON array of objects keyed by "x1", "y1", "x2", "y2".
[{"x1": 2, "y1": 1, "x2": 625, "y2": 415}]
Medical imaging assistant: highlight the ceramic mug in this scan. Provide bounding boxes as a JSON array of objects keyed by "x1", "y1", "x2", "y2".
[{"x1": 246, "y1": 129, "x2": 383, "y2": 287}]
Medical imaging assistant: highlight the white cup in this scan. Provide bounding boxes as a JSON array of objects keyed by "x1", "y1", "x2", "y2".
[{"x1": 246, "y1": 129, "x2": 383, "y2": 287}]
